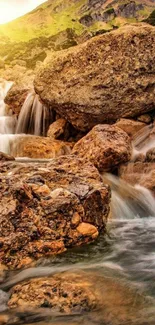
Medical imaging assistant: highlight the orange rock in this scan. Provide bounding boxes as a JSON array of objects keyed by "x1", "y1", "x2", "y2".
[
  {"x1": 115, "y1": 118, "x2": 145, "y2": 138},
  {"x1": 11, "y1": 136, "x2": 73, "y2": 159},
  {"x1": 77, "y1": 222, "x2": 98, "y2": 238}
]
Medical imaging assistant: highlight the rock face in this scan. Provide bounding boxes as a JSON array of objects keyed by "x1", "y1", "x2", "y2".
[
  {"x1": 72, "y1": 124, "x2": 131, "y2": 172},
  {"x1": 11, "y1": 136, "x2": 73, "y2": 159},
  {"x1": 0, "y1": 157, "x2": 110, "y2": 269},
  {"x1": 35, "y1": 24, "x2": 155, "y2": 131}
]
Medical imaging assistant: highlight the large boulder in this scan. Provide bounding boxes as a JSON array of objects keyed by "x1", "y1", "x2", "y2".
[
  {"x1": 0, "y1": 157, "x2": 110, "y2": 269},
  {"x1": 72, "y1": 124, "x2": 131, "y2": 172},
  {"x1": 35, "y1": 24, "x2": 155, "y2": 131}
]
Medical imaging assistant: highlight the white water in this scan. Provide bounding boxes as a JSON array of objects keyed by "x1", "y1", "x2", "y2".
[
  {"x1": 1, "y1": 80, "x2": 155, "y2": 324},
  {"x1": 132, "y1": 124, "x2": 155, "y2": 157},
  {"x1": 0, "y1": 80, "x2": 51, "y2": 155},
  {"x1": 16, "y1": 92, "x2": 49, "y2": 136},
  {"x1": 0, "y1": 79, "x2": 18, "y2": 154}
]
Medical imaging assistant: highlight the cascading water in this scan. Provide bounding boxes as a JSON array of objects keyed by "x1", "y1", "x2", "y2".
[
  {"x1": 1, "y1": 80, "x2": 155, "y2": 324},
  {"x1": 16, "y1": 92, "x2": 52, "y2": 136},
  {"x1": 0, "y1": 80, "x2": 53, "y2": 156},
  {"x1": 0, "y1": 79, "x2": 17, "y2": 154},
  {"x1": 132, "y1": 124, "x2": 155, "y2": 157}
]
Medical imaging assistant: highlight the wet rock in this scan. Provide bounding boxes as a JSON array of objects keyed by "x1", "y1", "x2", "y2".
[
  {"x1": 35, "y1": 24, "x2": 155, "y2": 131},
  {"x1": 3, "y1": 65, "x2": 34, "y2": 116},
  {"x1": 47, "y1": 119, "x2": 67, "y2": 139},
  {"x1": 0, "y1": 315, "x2": 9, "y2": 324},
  {"x1": 137, "y1": 114, "x2": 152, "y2": 124},
  {"x1": 146, "y1": 148, "x2": 155, "y2": 162},
  {"x1": 72, "y1": 124, "x2": 131, "y2": 172},
  {"x1": 115, "y1": 119, "x2": 145, "y2": 138},
  {"x1": 119, "y1": 162, "x2": 155, "y2": 195},
  {"x1": 4, "y1": 85, "x2": 32, "y2": 116},
  {"x1": 8, "y1": 272, "x2": 97, "y2": 312},
  {"x1": 11, "y1": 136, "x2": 73, "y2": 159},
  {"x1": 77, "y1": 222, "x2": 98, "y2": 239},
  {"x1": 0, "y1": 156, "x2": 110, "y2": 269},
  {"x1": 6, "y1": 270, "x2": 154, "y2": 325},
  {"x1": 0, "y1": 152, "x2": 15, "y2": 161}
]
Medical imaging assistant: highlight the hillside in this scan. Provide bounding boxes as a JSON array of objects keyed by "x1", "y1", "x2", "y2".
[
  {"x1": 0, "y1": 0, "x2": 154, "y2": 42},
  {"x1": 0, "y1": 0, "x2": 154, "y2": 71}
]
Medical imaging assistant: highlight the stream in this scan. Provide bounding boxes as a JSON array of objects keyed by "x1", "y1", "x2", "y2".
[{"x1": 0, "y1": 80, "x2": 155, "y2": 325}]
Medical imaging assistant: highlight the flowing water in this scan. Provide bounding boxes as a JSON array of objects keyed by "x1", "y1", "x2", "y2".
[
  {"x1": 16, "y1": 92, "x2": 52, "y2": 136},
  {"x1": 0, "y1": 80, "x2": 53, "y2": 155},
  {"x1": 0, "y1": 81, "x2": 155, "y2": 324}
]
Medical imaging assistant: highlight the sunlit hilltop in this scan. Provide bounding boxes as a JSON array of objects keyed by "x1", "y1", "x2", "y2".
[{"x1": 0, "y1": 0, "x2": 46, "y2": 24}]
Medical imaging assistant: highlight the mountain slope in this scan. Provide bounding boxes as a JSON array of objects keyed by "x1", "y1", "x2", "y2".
[{"x1": 0, "y1": 0, "x2": 154, "y2": 42}]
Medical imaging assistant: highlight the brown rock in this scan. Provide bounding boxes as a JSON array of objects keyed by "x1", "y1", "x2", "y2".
[
  {"x1": 35, "y1": 24, "x2": 155, "y2": 131},
  {"x1": 137, "y1": 114, "x2": 152, "y2": 124},
  {"x1": 71, "y1": 212, "x2": 80, "y2": 228},
  {"x1": 72, "y1": 124, "x2": 131, "y2": 172},
  {"x1": 0, "y1": 156, "x2": 110, "y2": 269},
  {"x1": 5, "y1": 85, "x2": 31, "y2": 116},
  {"x1": 6, "y1": 271, "x2": 154, "y2": 325},
  {"x1": 0, "y1": 315, "x2": 9, "y2": 324},
  {"x1": 11, "y1": 136, "x2": 73, "y2": 159},
  {"x1": 77, "y1": 222, "x2": 98, "y2": 238},
  {"x1": 8, "y1": 272, "x2": 97, "y2": 312},
  {"x1": 0, "y1": 152, "x2": 15, "y2": 161},
  {"x1": 115, "y1": 118, "x2": 145, "y2": 138},
  {"x1": 47, "y1": 118, "x2": 67, "y2": 139},
  {"x1": 1, "y1": 65, "x2": 34, "y2": 116},
  {"x1": 146, "y1": 148, "x2": 155, "y2": 162},
  {"x1": 119, "y1": 161, "x2": 155, "y2": 195}
]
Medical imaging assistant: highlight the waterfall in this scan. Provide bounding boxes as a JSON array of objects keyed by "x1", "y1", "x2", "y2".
[
  {"x1": 0, "y1": 79, "x2": 13, "y2": 116},
  {"x1": 104, "y1": 173, "x2": 155, "y2": 219},
  {"x1": 0, "y1": 80, "x2": 53, "y2": 156},
  {"x1": 16, "y1": 92, "x2": 51, "y2": 136},
  {"x1": 0, "y1": 79, "x2": 17, "y2": 154},
  {"x1": 132, "y1": 124, "x2": 155, "y2": 157}
]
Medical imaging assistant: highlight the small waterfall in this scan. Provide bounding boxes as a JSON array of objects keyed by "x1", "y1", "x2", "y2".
[
  {"x1": 104, "y1": 173, "x2": 155, "y2": 219},
  {"x1": 16, "y1": 92, "x2": 52, "y2": 136},
  {"x1": 0, "y1": 79, "x2": 17, "y2": 154},
  {"x1": 132, "y1": 124, "x2": 155, "y2": 157},
  {"x1": 0, "y1": 81, "x2": 53, "y2": 156}
]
